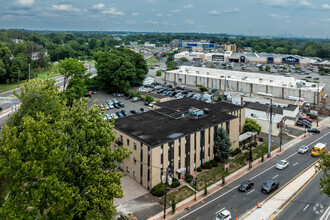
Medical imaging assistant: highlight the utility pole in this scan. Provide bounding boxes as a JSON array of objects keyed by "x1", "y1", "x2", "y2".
[
  {"x1": 267, "y1": 99, "x2": 273, "y2": 158},
  {"x1": 28, "y1": 63, "x2": 31, "y2": 81}
]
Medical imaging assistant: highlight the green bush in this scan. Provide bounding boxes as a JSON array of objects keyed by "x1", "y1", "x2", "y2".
[
  {"x1": 252, "y1": 142, "x2": 257, "y2": 147},
  {"x1": 185, "y1": 174, "x2": 193, "y2": 183},
  {"x1": 156, "y1": 71, "x2": 162, "y2": 76},
  {"x1": 202, "y1": 162, "x2": 212, "y2": 169},
  {"x1": 150, "y1": 183, "x2": 165, "y2": 197},
  {"x1": 170, "y1": 178, "x2": 181, "y2": 188},
  {"x1": 197, "y1": 167, "x2": 202, "y2": 172},
  {"x1": 231, "y1": 148, "x2": 242, "y2": 157},
  {"x1": 199, "y1": 86, "x2": 208, "y2": 92},
  {"x1": 210, "y1": 160, "x2": 218, "y2": 167},
  {"x1": 144, "y1": 94, "x2": 154, "y2": 102}
]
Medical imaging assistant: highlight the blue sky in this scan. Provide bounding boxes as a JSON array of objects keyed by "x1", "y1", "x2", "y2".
[{"x1": 1, "y1": 0, "x2": 330, "y2": 38}]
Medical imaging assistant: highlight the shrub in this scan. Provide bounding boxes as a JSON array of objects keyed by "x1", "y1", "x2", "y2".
[
  {"x1": 210, "y1": 160, "x2": 218, "y2": 167},
  {"x1": 197, "y1": 167, "x2": 202, "y2": 172},
  {"x1": 231, "y1": 148, "x2": 242, "y2": 157},
  {"x1": 144, "y1": 94, "x2": 154, "y2": 102},
  {"x1": 170, "y1": 178, "x2": 181, "y2": 188},
  {"x1": 199, "y1": 86, "x2": 208, "y2": 92},
  {"x1": 258, "y1": 137, "x2": 263, "y2": 142},
  {"x1": 202, "y1": 162, "x2": 212, "y2": 169},
  {"x1": 156, "y1": 71, "x2": 162, "y2": 76},
  {"x1": 252, "y1": 142, "x2": 257, "y2": 147},
  {"x1": 150, "y1": 183, "x2": 165, "y2": 197},
  {"x1": 185, "y1": 174, "x2": 193, "y2": 183}
]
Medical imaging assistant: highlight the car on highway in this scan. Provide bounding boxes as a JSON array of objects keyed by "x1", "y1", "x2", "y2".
[
  {"x1": 276, "y1": 160, "x2": 289, "y2": 170},
  {"x1": 215, "y1": 209, "x2": 231, "y2": 220},
  {"x1": 298, "y1": 145, "x2": 309, "y2": 154},
  {"x1": 238, "y1": 180, "x2": 254, "y2": 192},
  {"x1": 308, "y1": 128, "x2": 320, "y2": 134},
  {"x1": 261, "y1": 179, "x2": 279, "y2": 194}
]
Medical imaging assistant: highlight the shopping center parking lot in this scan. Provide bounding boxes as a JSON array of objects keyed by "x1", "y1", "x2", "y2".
[{"x1": 88, "y1": 90, "x2": 151, "y2": 118}]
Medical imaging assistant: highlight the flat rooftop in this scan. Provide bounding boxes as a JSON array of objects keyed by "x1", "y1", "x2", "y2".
[
  {"x1": 167, "y1": 66, "x2": 324, "y2": 92},
  {"x1": 114, "y1": 98, "x2": 242, "y2": 147}
]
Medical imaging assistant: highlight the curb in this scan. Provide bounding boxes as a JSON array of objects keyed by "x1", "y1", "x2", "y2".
[{"x1": 149, "y1": 117, "x2": 330, "y2": 220}]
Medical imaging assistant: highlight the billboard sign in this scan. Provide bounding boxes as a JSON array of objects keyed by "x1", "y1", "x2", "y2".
[
  {"x1": 212, "y1": 55, "x2": 224, "y2": 62},
  {"x1": 240, "y1": 56, "x2": 246, "y2": 63},
  {"x1": 267, "y1": 57, "x2": 274, "y2": 63},
  {"x1": 187, "y1": 43, "x2": 198, "y2": 47}
]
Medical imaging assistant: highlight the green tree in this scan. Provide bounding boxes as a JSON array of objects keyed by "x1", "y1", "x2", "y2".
[
  {"x1": 179, "y1": 57, "x2": 189, "y2": 62},
  {"x1": 265, "y1": 65, "x2": 271, "y2": 72},
  {"x1": 243, "y1": 118, "x2": 261, "y2": 134},
  {"x1": 214, "y1": 127, "x2": 232, "y2": 162},
  {"x1": 59, "y1": 57, "x2": 87, "y2": 90},
  {"x1": 316, "y1": 153, "x2": 330, "y2": 196},
  {"x1": 0, "y1": 96, "x2": 130, "y2": 219},
  {"x1": 0, "y1": 41, "x2": 12, "y2": 83}
]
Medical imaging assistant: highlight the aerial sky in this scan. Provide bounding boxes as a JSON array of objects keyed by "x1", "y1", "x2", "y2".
[{"x1": 1, "y1": 0, "x2": 330, "y2": 38}]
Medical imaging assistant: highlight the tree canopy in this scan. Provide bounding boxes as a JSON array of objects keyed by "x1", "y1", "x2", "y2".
[
  {"x1": 243, "y1": 118, "x2": 262, "y2": 134},
  {"x1": 316, "y1": 153, "x2": 330, "y2": 197},
  {"x1": 0, "y1": 79, "x2": 130, "y2": 219},
  {"x1": 214, "y1": 127, "x2": 232, "y2": 162}
]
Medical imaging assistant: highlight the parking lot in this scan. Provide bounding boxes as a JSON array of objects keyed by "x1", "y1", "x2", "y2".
[{"x1": 88, "y1": 91, "x2": 151, "y2": 119}]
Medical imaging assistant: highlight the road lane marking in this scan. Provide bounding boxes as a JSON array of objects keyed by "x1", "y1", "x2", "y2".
[
  {"x1": 239, "y1": 159, "x2": 320, "y2": 220},
  {"x1": 306, "y1": 131, "x2": 330, "y2": 147},
  {"x1": 272, "y1": 175, "x2": 279, "y2": 179},
  {"x1": 269, "y1": 169, "x2": 322, "y2": 220},
  {"x1": 215, "y1": 208, "x2": 225, "y2": 214},
  {"x1": 293, "y1": 162, "x2": 299, "y2": 166},
  {"x1": 303, "y1": 204, "x2": 309, "y2": 211},
  {"x1": 247, "y1": 189, "x2": 255, "y2": 195},
  {"x1": 320, "y1": 206, "x2": 330, "y2": 220}
]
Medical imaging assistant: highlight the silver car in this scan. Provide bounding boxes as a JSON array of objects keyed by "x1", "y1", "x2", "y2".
[
  {"x1": 298, "y1": 145, "x2": 309, "y2": 154},
  {"x1": 276, "y1": 160, "x2": 289, "y2": 170}
]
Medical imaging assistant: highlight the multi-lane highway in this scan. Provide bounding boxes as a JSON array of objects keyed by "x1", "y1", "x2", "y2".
[
  {"x1": 175, "y1": 130, "x2": 330, "y2": 220},
  {"x1": 273, "y1": 170, "x2": 329, "y2": 220}
]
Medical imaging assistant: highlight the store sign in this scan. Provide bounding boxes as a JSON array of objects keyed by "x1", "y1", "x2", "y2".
[{"x1": 282, "y1": 56, "x2": 299, "y2": 63}]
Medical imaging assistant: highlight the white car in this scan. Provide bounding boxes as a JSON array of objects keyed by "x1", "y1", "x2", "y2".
[
  {"x1": 110, "y1": 113, "x2": 118, "y2": 119},
  {"x1": 215, "y1": 209, "x2": 231, "y2": 220},
  {"x1": 298, "y1": 145, "x2": 309, "y2": 154},
  {"x1": 276, "y1": 160, "x2": 289, "y2": 170}
]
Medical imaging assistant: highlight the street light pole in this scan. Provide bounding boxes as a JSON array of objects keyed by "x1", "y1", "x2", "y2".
[{"x1": 280, "y1": 121, "x2": 283, "y2": 152}]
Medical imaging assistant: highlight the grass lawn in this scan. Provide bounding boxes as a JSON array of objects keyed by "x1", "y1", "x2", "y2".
[
  {"x1": 160, "y1": 185, "x2": 195, "y2": 205},
  {"x1": 146, "y1": 56, "x2": 157, "y2": 64},
  {"x1": 0, "y1": 82, "x2": 26, "y2": 93}
]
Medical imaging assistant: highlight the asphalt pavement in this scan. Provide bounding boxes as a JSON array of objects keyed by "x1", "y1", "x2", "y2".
[
  {"x1": 174, "y1": 130, "x2": 330, "y2": 220},
  {"x1": 275, "y1": 170, "x2": 329, "y2": 220}
]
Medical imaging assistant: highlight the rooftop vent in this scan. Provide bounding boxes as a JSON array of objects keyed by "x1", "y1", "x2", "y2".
[
  {"x1": 189, "y1": 107, "x2": 204, "y2": 117},
  {"x1": 168, "y1": 133, "x2": 183, "y2": 139}
]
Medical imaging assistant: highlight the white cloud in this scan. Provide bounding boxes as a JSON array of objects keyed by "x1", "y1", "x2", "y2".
[
  {"x1": 183, "y1": 4, "x2": 194, "y2": 9},
  {"x1": 209, "y1": 10, "x2": 220, "y2": 16},
  {"x1": 184, "y1": 19, "x2": 194, "y2": 25},
  {"x1": 126, "y1": 20, "x2": 136, "y2": 24},
  {"x1": 170, "y1": 9, "x2": 181, "y2": 13},
  {"x1": 263, "y1": 0, "x2": 290, "y2": 7},
  {"x1": 52, "y1": 4, "x2": 80, "y2": 12},
  {"x1": 322, "y1": 18, "x2": 330, "y2": 22},
  {"x1": 321, "y1": 4, "x2": 330, "y2": 10},
  {"x1": 156, "y1": 13, "x2": 162, "y2": 17},
  {"x1": 102, "y1": 7, "x2": 124, "y2": 15},
  {"x1": 147, "y1": 19, "x2": 158, "y2": 24},
  {"x1": 16, "y1": 0, "x2": 35, "y2": 7},
  {"x1": 166, "y1": 14, "x2": 172, "y2": 17},
  {"x1": 299, "y1": 0, "x2": 312, "y2": 7},
  {"x1": 131, "y1": 12, "x2": 139, "y2": 16},
  {"x1": 269, "y1": 14, "x2": 290, "y2": 19},
  {"x1": 209, "y1": 8, "x2": 240, "y2": 16},
  {"x1": 92, "y1": 3, "x2": 105, "y2": 10}
]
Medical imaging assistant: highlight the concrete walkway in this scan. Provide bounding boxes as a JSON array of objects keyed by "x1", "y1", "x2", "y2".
[{"x1": 148, "y1": 116, "x2": 330, "y2": 220}]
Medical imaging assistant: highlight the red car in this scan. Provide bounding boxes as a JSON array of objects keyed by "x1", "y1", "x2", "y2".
[{"x1": 299, "y1": 117, "x2": 312, "y2": 123}]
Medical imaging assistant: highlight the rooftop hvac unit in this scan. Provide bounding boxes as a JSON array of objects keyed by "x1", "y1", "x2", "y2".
[
  {"x1": 259, "y1": 78, "x2": 263, "y2": 81},
  {"x1": 282, "y1": 84, "x2": 287, "y2": 86},
  {"x1": 242, "y1": 78, "x2": 246, "y2": 80},
  {"x1": 207, "y1": 72, "x2": 210, "y2": 75},
  {"x1": 220, "y1": 75, "x2": 224, "y2": 78},
  {"x1": 270, "y1": 80, "x2": 273, "y2": 82},
  {"x1": 228, "y1": 76, "x2": 231, "y2": 78},
  {"x1": 312, "y1": 84, "x2": 316, "y2": 87},
  {"x1": 196, "y1": 71, "x2": 199, "y2": 73},
  {"x1": 179, "y1": 70, "x2": 183, "y2": 72},
  {"x1": 189, "y1": 107, "x2": 204, "y2": 116}
]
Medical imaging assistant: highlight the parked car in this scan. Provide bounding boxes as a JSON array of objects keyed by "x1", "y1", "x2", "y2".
[
  {"x1": 308, "y1": 128, "x2": 320, "y2": 134},
  {"x1": 132, "y1": 97, "x2": 141, "y2": 102},
  {"x1": 140, "y1": 108, "x2": 147, "y2": 112},
  {"x1": 116, "y1": 111, "x2": 124, "y2": 118},
  {"x1": 215, "y1": 209, "x2": 231, "y2": 220},
  {"x1": 238, "y1": 180, "x2": 254, "y2": 192},
  {"x1": 110, "y1": 113, "x2": 118, "y2": 119},
  {"x1": 276, "y1": 160, "x2": 289, "y2": 170},
  {"x1": 299, "y1": 117, "x2": 312, "y2": 123},
  {"x1": 144, "y1": 101, "x2": 150, "y2": 106},
  {"x1": 125, "y1": 95, "x2": 132, "y2": 100},
  {"x1": 298, "y1": 145, "x2": 309, "y2": 154},
  {"x1": 130, "y1": 110, "x2": 139, "y2": 114},
  {"x1": 121, "y1": 110, "x2": 129, "y2": 117},
  {"x1": 114, "y1": 103, "x2": 120, "y2": 109},
  {"x1": 261, "y1": 179, "x2": 279, "y2": 194},
  {"x1": 118, "y1": 102, "x2": 125, "y2": 107}
]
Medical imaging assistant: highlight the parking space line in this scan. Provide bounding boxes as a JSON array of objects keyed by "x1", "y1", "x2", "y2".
[
  {"x1": 272, "y1": 174, "x2": 279, "y2": 179},
  {"x1": 247, "y1": 189, "x2": 255, "y2": 195},
  {"x1": 303, "y1": 204, "x2": 309, "y2": 211},
  {"x1": 293, "y1": 162, "x2": 299, "y2": 166}
]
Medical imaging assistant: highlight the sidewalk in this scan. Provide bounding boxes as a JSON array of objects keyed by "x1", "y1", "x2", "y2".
[{"x1": 149, "y1": 116, "x2": 330, "y2": 220}]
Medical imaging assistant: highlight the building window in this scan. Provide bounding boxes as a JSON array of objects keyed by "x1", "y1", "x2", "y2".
[
  {"x1": 127, "y1": 139, "x2": 130, "y2": 146},
  {"x1": 133, "y1": 157, "x2": 137, "y2": 164},
  {"x1": 133, "y1": 171, "x2": 136, "y2": 178},
  {"x1": 126, "y1": 166, "x2": 129, "y2": 173},
  {"x1": 134, "y1": 143, "x2": 137, "y2": 150},
  {"x1": 120, "y1": 135, "x2": 123, "y2": 142},
  {"x1": 178, "y1": 78, "x2": 182, "y2": 83}
]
